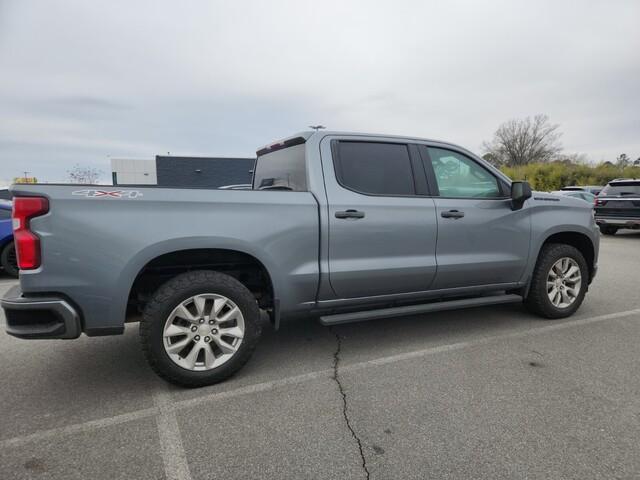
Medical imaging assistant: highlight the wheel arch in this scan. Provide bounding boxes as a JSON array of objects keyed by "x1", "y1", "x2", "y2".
[
  {"x1": 120, "y1": 242, "x2": 280, "y2": 327},
  {"x1": 0, "y1": 238, "x2": 17, "y2": 277},
  {"x1": 536, "y1": 230, "x2": 596, "y2": 282},
  {"x1": 0, "y1": 235, "x2": 14, "y2": 251}
]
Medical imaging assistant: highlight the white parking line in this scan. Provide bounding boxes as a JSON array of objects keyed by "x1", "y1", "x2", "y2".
[
  {"x1": 0, "y1": 407, "x2": 158, "y2": 448},
  {"x1": 153, "y1": 390, "x2": 192, "y2": 480},
  {"x1": 173, "y1": 307, "x2": 640, "y2": 410},
  {"x1": 175, "y1": 368, "x2": 334, "y2": 411},
  {"x1": 1, "y1": 307, "x2": 639, "y2": 451},
  {"x1": 345, "y1": 307, "x2": 640, "y2": 371}
]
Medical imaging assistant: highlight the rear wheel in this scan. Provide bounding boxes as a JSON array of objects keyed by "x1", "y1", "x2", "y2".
[
  {"x1": 599, "y1": 225, "x2": 618, "y2": 235},
  {"x1": 525, "y1": 243, "x2": 588, "y2": 319},
  {"x1": 1, "y1": 241, "x2": 18, "y2": 278},
  {"x1": 140, "y1": 270, "x2": 262, "y2": 387}
]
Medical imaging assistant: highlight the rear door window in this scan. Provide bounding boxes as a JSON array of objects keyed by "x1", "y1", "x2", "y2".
[{"x1": 333, "y1": 141, "x2": 416, "y2": 196}]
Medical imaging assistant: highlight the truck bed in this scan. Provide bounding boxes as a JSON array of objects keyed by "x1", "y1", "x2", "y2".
[{"x1": 10, "y1": 184, "x2": 320, "y2": 335}]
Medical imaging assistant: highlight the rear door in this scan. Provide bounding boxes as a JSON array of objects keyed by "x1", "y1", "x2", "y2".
[
  {"x1": 421, "y1": 145, "x2": 531, "y2": 289},
  {"x1": 320, "y1": 136, "x2": 438, "y2": 298}
]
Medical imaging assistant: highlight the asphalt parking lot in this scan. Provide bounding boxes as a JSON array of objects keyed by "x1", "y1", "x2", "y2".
[{"x1": 1, "y1": 232, "x2": 639, "y2": 480}]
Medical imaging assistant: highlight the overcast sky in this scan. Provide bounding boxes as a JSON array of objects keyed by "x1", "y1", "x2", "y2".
[{"x1": 1, "y1": 0, "x2": 639, "y2": 184}]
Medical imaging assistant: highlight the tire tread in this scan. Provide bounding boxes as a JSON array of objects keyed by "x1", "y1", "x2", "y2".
[
  {"x1": 140, "y1": 270, "x2": 261, "y2": 387},
  {"x1": 525, "y1": 243, "x2": 588, "y2": 319}
]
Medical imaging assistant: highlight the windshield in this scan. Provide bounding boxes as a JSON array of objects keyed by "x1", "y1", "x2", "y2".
[
  {"x1": 600, "y1": 183, "x2": 640, "y2": 196},
  {"x1": 252, "y1": 143, "x2": 307, "y2": 191}
]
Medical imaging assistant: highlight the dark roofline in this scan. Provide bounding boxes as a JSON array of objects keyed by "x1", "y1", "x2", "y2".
[{"x1": 155, "y1": 155, "x2": 255, "y2": 161}]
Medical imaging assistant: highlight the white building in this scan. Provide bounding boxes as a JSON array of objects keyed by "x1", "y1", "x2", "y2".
[
  {"x1": 110, "y1": 158, "x2": 157, "y2": 185},
  {"x1": 110, "y1": 156, "x2": 255, "y2": 187}
]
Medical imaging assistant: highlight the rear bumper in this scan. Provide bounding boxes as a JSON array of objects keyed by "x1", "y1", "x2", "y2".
[
  {"x1": 1, "y1": 285, "x2": 82, "y2": 339},
  {"x1": 595, "y1": 217, "x2": 640, "y2": 228}
]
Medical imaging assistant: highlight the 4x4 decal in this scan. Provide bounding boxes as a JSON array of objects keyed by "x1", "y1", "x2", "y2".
[{"x1": 72, "y1": 189, "x2": 143, "y2": 199}]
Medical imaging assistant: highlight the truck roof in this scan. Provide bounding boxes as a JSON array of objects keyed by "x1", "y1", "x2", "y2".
[
  {"x1": 257, "y1": 130, "x2": 470, "y2": 156},
  {"x1": 609, "y1": 178, "x2": 639, "y2": 183}
]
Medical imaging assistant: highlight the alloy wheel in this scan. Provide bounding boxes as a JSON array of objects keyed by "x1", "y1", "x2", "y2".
[
  {"x1": 546, "y1": 257, "x2": 582, "y2": 309},
  {"x1": 162, "y1": 293, "x2": 245, "y2": 371}
]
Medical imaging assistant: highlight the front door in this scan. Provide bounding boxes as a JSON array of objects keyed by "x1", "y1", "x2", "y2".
[
  {"x1": 421, "y1": 145, "x2": 531, "y2": 289},
  {"x1": 321, "y1": 137, "x2": 438, "y2": 299}
]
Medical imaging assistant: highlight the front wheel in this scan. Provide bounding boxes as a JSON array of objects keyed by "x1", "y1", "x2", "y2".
[
  {"x1": 140, "y1": 270, "x2": 262, "y2": 387},
  {"x1": 525, "y1": 243, "x2": 588, "y2": 319},
  {"x1": 1, "y1": 241, "x2": 18, "y2": 278}
]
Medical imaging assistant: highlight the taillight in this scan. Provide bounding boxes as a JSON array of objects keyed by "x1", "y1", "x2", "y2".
[
  {"x1": 12, "y1": 197, "x2": 49, "y2": 270},
  {"x1": 595, "y1": 198, "x2": 607, "y2": 207}
]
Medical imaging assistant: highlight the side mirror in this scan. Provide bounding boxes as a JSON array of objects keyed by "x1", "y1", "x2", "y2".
[{"x1": 511, "y1": 181, "x2": 532, "y2": 210}]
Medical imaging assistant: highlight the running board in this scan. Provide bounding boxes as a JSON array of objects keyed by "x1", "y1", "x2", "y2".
[{"x1": 319, "y1": 294, "x2": 522, "y2": 326}]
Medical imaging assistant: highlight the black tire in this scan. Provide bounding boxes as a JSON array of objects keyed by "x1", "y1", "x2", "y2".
[
  {"x1": 1, "y1": 241, "x2": 18, "y2": 278},
  {"x1": 525, "y1": 243, "x2": 588, "y2": 319},
  {"x1": 140, "y1": 270, "x2": 262, "y2": 388},
  {"x1": 599, "y1": 225, "x2": 618, "y2": 236}
]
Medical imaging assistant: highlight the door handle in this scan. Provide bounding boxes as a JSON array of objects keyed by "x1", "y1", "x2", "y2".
[
  {"x1": 441, "y1": 209, "x2": 465, "y2": 219},
  {"x1": 335, "y1": 209, "x2": 365, "y2": 219}
]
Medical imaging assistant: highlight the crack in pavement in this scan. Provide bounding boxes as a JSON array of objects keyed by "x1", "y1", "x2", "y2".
[
  {"x1": 330, "y1": 327, "x2": 371, "y2": 480},
  {"x1": 3, "y1": 308, "x2": 639, "y2": 452}
]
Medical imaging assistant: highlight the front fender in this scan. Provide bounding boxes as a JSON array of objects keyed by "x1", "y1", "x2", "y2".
[{"x1": 520, "y1": 201, "x2": 599, "y2": 286}]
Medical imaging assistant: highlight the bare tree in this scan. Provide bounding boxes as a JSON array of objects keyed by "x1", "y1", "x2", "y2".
[
  {"x1": 616, "y1": 153, "x2": 630, "y2": 168},
  {"x1": 483, "y1": 114, "x2": 563, "y2": 167},
  {"x1": 67, "y1": 164, "x2": 102, "y2": 184},
  {"x1": 556, "y1": 152, "x2": 588, "y2": 164}
]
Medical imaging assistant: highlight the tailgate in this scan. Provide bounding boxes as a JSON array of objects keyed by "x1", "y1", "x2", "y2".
[{"x1": 594, "y1": 198, "x2": 640, "y2": 218}]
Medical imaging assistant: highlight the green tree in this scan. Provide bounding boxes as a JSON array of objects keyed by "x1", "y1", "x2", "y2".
[{"x1": 500, "y1": 162, "x2": 640, "y2": 191}]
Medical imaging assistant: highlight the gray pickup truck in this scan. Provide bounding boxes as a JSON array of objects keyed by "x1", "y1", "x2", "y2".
[{"x1": 2, "y1": 131, "x2": 599, "y2": 387}]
